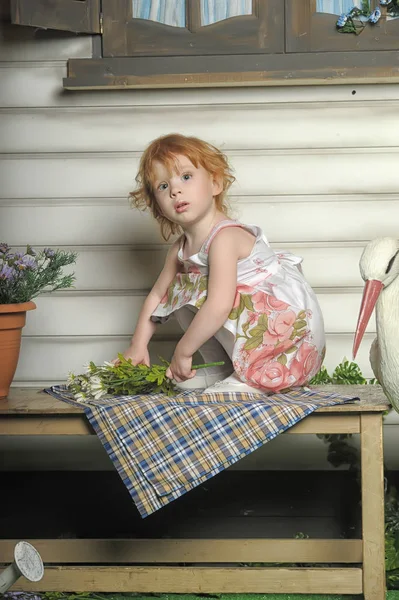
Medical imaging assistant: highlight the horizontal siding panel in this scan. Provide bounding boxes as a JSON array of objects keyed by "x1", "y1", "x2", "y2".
[
  {"x1": 57, "y1": 246, "x2": 364, "y2": 291},
  {"x1": 24, "y1": 292, "x2": 367, "y2": 336},
  {"x1": 2, "y1": 104, "x2": 399, "y2": 152},
  {"x1": 3, "y1": 64, "x2": 399, "y2": 107},
  {"x1": 1, "y1": 199, "x2": 397, "y2": 244},
  {"x1": 14, "y1": 337, "x2": 177, "y2": 383},
  {"x1": 0, "y1": 24, "x2": 92, "y2": 61},
  {"x1": 14, "y1": 333, "x2": 375, "y2": 382},
  {"x1": 2, "y1": 152, "x2": 399, "y2": 199}
]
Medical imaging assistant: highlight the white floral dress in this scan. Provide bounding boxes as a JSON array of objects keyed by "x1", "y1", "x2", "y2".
[{"x1": 151, "y1": 220, "x2": 326, "y2": 393}]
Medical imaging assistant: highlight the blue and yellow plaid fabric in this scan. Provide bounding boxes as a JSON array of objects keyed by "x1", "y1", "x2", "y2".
[{"x1": 45, "y1": 386, "x2": 358, "y2": 518}]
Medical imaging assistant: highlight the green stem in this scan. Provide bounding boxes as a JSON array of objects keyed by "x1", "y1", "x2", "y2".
[{"x1": 192, "y1": 361, "x2": 225, "y2": 369}]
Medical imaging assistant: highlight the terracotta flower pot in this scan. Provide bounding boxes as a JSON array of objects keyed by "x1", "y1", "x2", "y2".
[{"x1": 0, "y1": 301, "x2": 36, "y2": 399}]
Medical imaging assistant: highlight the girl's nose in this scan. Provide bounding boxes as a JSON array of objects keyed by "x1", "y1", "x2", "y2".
[{"x1": 170, "y1": 181, "x2": 181, "y2": 197}]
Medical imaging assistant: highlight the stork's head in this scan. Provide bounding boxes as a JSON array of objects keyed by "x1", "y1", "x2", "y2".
[{"x1": 353, "y1": 237, "x2": 399, "y2": 358}]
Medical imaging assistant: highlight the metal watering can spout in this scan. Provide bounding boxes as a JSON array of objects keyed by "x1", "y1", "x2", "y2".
[{"x1": 0, "y1": 542, "x2": 44, "y2": 593}]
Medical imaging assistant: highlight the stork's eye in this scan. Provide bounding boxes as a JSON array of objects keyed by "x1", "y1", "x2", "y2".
[{"x1": 386, "y1": 250, "x2": 399, "y2": 274}]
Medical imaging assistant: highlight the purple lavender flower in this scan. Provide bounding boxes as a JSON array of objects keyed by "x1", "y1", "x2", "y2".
[
  {"x1": 0, "y1": 242, "x2": 10, "y2": 255},
  {"x1": 43, "y1": 247, "x2": 55, "y2": 258},
  {"x1": 22, "y1": 254, "x2": 37, "y2": 269},
  {"x1": 0, "y1": 264, "x2": 17, "y2": 280},
  {"x1": 15, "y1": 255, "x2": 37, "y2": 271}
]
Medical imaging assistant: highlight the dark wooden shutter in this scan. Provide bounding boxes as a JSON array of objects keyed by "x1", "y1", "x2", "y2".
[{"x1": 11, "y1": 0, "x2": 101, "y2": 33}]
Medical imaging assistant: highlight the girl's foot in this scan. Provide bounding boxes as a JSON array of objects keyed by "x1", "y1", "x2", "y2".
[{"x1": 203, "y1": 373, "x2": 267, "y2": 395}]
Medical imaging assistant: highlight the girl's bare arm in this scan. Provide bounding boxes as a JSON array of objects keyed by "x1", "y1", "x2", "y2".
[{"x1": 168, "y1": 228, "x2": 251, "y2": 380}]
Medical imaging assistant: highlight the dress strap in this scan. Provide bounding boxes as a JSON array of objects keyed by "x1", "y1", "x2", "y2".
[{"x1": 200, "y1": 219, "x2": 243, "y2": 256}]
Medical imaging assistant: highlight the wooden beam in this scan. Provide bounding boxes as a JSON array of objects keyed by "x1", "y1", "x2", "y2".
[
  {"x1": 11, "y1": 0, "x2": 101, "y2": 34},
  {"x1": 361, "y1": 413, "x2": 386, "y2": 600},
  {"x1": 0, "y1": 415, "x2": 92, "y2": 435},
  {"x1": 0, "y1": 413, "x2": 359, "y2": 435},
  {"x1": 64, "y1": 51, "x2": 399, "y2": 90},
  {"x1": 11, "y1": 565, "x2": 363, "y2": 594},
  {"x1": 0, "y1": 538, "x2": 363, "y2": 564}
]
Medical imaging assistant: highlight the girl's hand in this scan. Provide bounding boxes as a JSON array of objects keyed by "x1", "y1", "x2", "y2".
[
  {"x1": 166, "y1": 349, "x2": 196, "y2": 383},
  {"x1": 111, "y1": 345, "x2": 150, "y2": 367}
]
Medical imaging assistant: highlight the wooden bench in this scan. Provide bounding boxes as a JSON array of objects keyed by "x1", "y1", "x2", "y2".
[{"x1": 0, "y1": 386, "x2": 389, "y2": 599}]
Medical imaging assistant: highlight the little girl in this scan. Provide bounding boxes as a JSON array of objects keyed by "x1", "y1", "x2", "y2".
[{"x1": 119, "y1": 133, "x2": 326, "y2": 394}]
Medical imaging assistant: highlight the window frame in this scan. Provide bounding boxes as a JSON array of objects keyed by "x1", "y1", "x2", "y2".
[
  {"x1": 286, "y1": 0, "x2": 399, "y2": 53},
  {"x1": 101, "y1": 0, "x2": 284, "y2": 58}
]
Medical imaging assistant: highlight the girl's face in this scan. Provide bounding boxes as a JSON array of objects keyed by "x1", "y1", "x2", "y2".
[{"x1": 152, "y1": 155, "x2": 222, "y2": 227}]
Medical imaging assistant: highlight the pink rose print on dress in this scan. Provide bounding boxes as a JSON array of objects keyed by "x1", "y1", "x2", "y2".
[
  {"x1": 289, "y1": 342, "x2": 320, "y2": 384},
  {"x1": 188, "y1": 265, "x2": 201, "y2": 274},
  {"x1": 262, "y1": 310, "x2": 296, "y2": 344},
  {"x1": 246, "y1": 358, "x2": 295, "y2": 391},
  {"x1": 266, "y1": 296, "x2": 289, "y2": 311},
  {"x1": 233, "y1": 284, "x2": 256, "y2": 308},
  {"x1": 247, "y1": 311, "x2": 258, "y2": 326}
]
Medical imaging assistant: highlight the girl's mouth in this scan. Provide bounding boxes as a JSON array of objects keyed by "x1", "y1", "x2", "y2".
[{"x1": 175, "y1": 202, "x2": 189, "y2": 213}]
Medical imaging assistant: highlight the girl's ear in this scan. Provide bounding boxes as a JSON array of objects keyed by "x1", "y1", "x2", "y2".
[{"x1": 212, "y1": 175, "x2": 223, "y2": 196}]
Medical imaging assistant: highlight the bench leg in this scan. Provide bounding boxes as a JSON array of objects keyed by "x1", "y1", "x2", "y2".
[{"x1": 361, "y1": 413, "x2": 385, "y2": 600}]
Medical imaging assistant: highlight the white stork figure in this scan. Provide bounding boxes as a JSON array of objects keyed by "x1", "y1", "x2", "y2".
[{"x1": 353, "y1": 237, "x2": 399, "y2": 413}]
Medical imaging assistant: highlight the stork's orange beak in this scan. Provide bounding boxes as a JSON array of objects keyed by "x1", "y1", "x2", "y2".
[{"x1": 353, "y1": 279, "x2": 383, "y2": 358}]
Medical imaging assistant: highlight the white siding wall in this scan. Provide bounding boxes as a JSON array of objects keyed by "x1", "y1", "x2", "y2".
[{"x1": 1, "y1": 16, "x2": 399, "y2": 470}]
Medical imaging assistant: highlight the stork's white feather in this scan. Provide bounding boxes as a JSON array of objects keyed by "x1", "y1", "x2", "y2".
[{"x1": 359, "y1": 237, "x2": 399, "y2": 412}]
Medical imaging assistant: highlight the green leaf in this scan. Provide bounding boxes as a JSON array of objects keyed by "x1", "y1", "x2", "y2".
[
  {"x1": 277, "y1": 354, "x2": 287, "y2": 365},
  {"x1": 228, "y1": 307, "x2": 239, "y2": 320},
  {"x1": 258, "y1": 313, "x2": 268, "y2": 328},
  {"x1": 242, "y1": 321, "x2": 250, "y2": 334},
  {"x1": 244, "y1": 336, "x2": 263, "y2": 351},
  {"x1": 285, "y1": 346, "x2": 297, "y2": 354},
  {"x1": 249, "y1": 326, "x2": 267, "y2": 338},
  {"x1": 242, "y1": 294, "x2": 254, "y2": 311}
]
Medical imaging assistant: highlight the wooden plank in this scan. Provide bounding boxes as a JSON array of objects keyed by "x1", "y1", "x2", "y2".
[
  {"x1": 1, "y1": 386, "x2": 389, "y2": 415},
  {"x1": 0, "y1": 538, "x2": 363, "y2": 564},
  {"x1": 2, "y1": 153, "x2": 399, "y2": 201},
  {"x1": 11, "y1": 333, "x2": 378, "y2": 382},
  {"x1": 64, "y1": 51, "x2": 399, "y2": 89},
  {"x1": 0, "y1": 413, "x2": 362, "y2": 436},
  {"x1": 11, "y1": 0, "x2": 101, "y2": 34},
  {"x1": 360, "y1": 413, "x2": 386, "y2": 600},
  {"x1": 10, "y1": 565, "x2": 363, "y2": 593},
  {"x1": 288, "y1": 414, "x2": 360, "y2": 434},
  {"x1": 4, "y1": 65, "x2": 399, "y2": 108},
  {"x1": 0, "y1": 415, "x2": 92, "y2": 435},
  {"x1": 2, "y1": 103, "x2": 399, "y2": 153}
]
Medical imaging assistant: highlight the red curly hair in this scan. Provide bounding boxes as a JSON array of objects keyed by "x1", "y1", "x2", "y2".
[{"x1": 129, "y1": 133, "x2": 235, "y2": 240}]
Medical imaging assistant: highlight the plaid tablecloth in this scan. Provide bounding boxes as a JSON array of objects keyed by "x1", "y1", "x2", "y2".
[{"x1": 45, "y1": 386, "x2": 358, "y2": 518}]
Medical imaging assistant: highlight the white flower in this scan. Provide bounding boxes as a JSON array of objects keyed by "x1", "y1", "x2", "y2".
[
  {"x1": 90, "y1": 375, "x2": 107, "y2": 399},
  {"x1": 67, "y1": 372, "x2": 76, "y2": 387}
]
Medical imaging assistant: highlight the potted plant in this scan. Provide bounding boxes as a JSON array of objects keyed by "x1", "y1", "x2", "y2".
[{"x1": 0, "y1": 243, "x2": 77, "y2": 399}]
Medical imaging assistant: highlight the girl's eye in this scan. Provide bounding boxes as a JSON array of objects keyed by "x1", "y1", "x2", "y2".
[
  {"x1": 158, "y1": 183, "x2": 168, "y2": 191},
  {"x1": 182, "y1": 173, "x2": 192, "y2": 181}
]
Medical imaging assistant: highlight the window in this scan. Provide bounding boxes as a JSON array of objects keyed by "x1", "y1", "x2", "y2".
[
  {"x1": 286, "y1": 0, "x2": 399, "y2": 52},
  {"x1": 10, "y1": 0, "x2": 399, "y2": 88}
]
